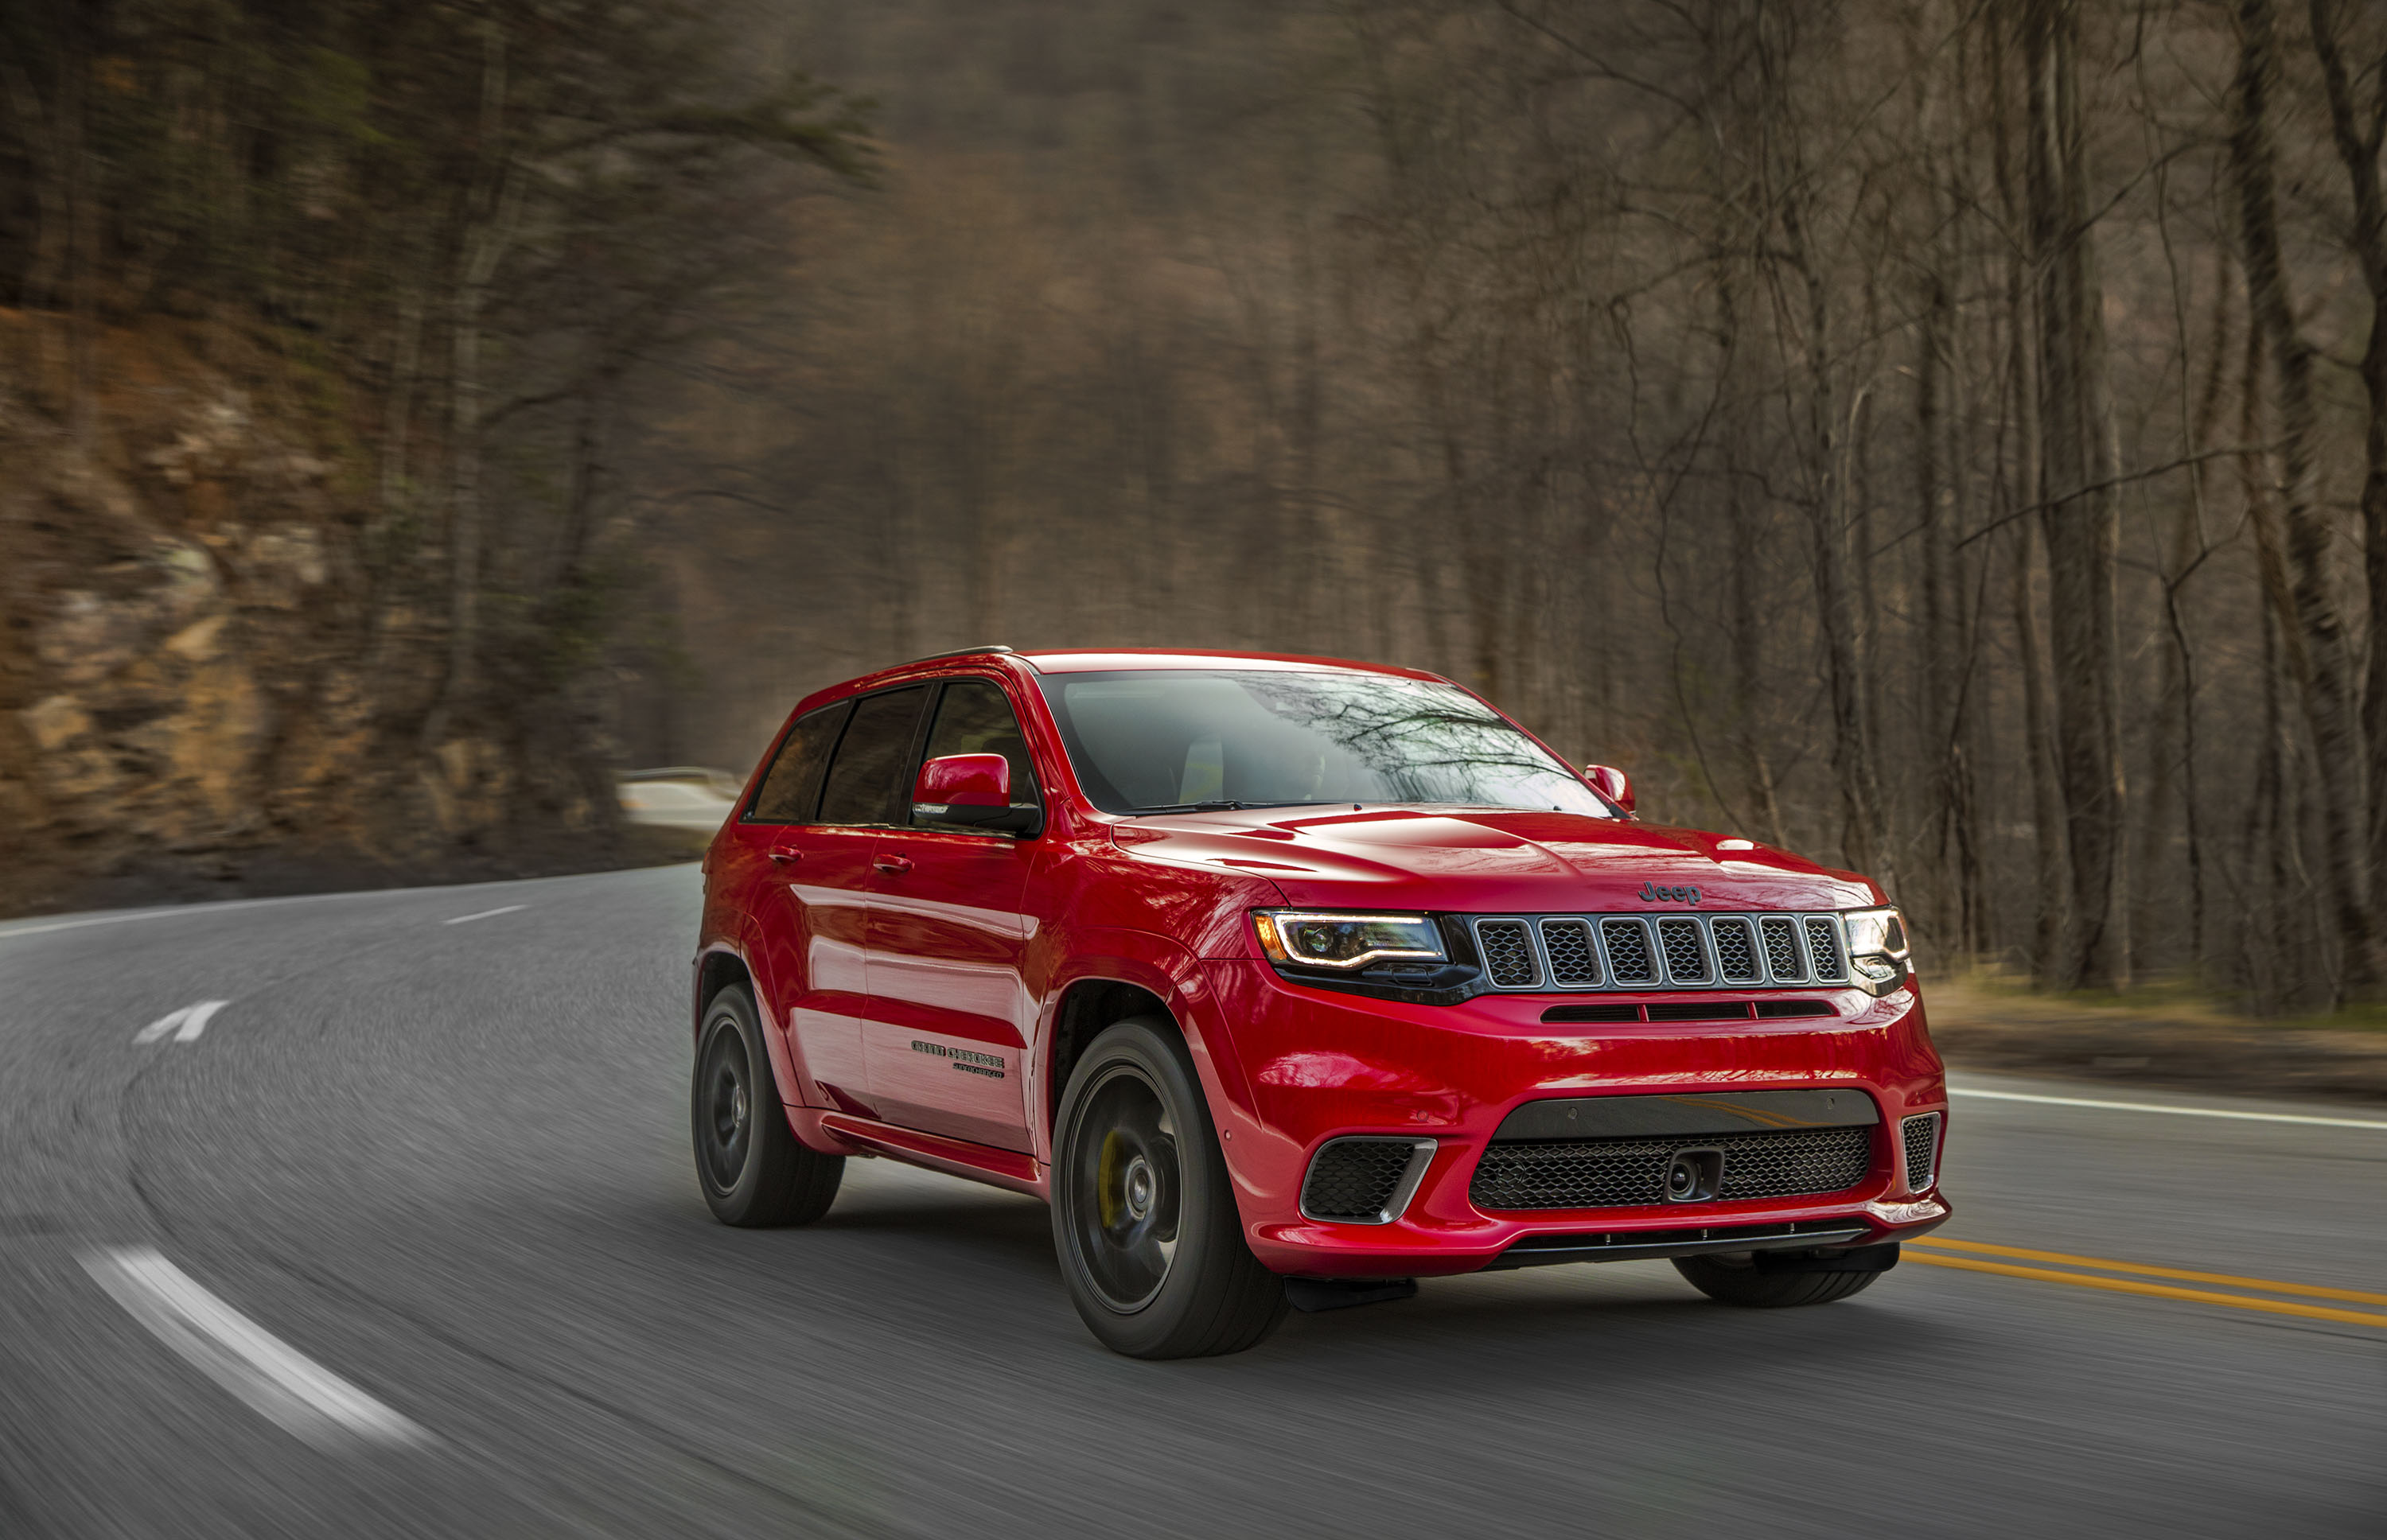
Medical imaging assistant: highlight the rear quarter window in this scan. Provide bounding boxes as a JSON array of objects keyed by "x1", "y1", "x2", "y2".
[{"x1": 746, "y1": 700, "x2": 851, "y2": 823}]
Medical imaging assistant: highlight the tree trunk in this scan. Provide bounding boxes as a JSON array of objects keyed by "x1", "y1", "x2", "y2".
[
  {"x1": 2229, "y1": 0, "x2": 2377, "y2": 996},
  {"x1": 2307, "y1": 0, "x2": 2387, "y2": 974},
  {"x1": 2023, "y1": 0, "x2": 2126, "y2": 989}
]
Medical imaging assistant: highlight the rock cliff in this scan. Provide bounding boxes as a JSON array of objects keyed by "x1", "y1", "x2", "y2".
[{"x1": 0, "y1": 310, "x2": 639, "y2": 917}]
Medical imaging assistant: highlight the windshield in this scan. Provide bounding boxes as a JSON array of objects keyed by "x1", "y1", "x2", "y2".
[{"x1": 1034, "y1": 669, "x2": 1613, "y2": 816}]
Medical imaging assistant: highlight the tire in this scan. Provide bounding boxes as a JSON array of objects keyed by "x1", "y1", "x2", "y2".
[
  {"x1": 1051, "y1": 1017, "x2": 1289, "y2": 1359},
  {"x1": 692, "y1": 983, "x2": 843, "y2": 1227},
  {"x1": 1672, "y1": 1252, "x2": 1884, "y2": 1308}
]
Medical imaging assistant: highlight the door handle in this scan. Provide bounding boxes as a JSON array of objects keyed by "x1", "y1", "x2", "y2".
[
  {"x1": 873, "y1": 854, "x2": 913, "y2": 875},
  {"x1": 767, "y1": 846, "x2": 802, "y2": 865}
]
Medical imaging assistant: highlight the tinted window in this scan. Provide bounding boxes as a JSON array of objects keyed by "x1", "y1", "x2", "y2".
[
  {"x1": 1035, "y1": 670, "x2": 1610, "y2": 816},
  {"x1": 746, "y1": 701, "x2": 851, "y2": 822},
  {"x1": 914, "y1": 679, "x2": 1040, "y2": 830},
  {"x1": 816, "y1": 686, "x2": 929, "y2": 826}
]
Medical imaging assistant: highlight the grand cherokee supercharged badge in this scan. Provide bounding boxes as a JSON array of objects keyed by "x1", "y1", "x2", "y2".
[{"x1": 911, "y1": 1040, "x2": 1007, "y2": 1079}]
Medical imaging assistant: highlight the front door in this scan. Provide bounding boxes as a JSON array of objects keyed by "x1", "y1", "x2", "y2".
[{"x1": 862, "y1": 677, "x2": 1042, "y2": 1152}]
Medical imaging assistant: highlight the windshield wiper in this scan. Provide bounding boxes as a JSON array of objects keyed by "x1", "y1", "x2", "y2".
[{"x1": 1123, "y1": 799, "x2": 1324, "y2": 815}]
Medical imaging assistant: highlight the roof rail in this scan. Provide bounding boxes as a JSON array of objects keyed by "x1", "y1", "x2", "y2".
[{"x1": 901, "y1": 644, "x2": 1015, "y2": 665}]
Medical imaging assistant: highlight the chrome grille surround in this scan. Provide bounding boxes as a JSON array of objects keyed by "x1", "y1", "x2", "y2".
[{"x1": 1466, "y1": 911, "x2": 1860, "y2": 992}]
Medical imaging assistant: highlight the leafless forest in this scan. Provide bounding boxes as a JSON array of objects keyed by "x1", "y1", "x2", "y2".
[{"x1": 7, "y1": 1, "x2": 2387, "y2": 1010}]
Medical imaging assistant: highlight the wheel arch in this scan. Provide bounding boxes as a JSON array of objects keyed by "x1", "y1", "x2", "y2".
[{"x1": 1034, "y1": 931, "x2": 1257, "y2": 1161}]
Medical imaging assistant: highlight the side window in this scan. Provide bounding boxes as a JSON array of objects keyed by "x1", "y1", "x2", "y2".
[
  {"x1": 816, "y1": 686, "x2": 929, "y2": 826},
  {"x1": 914, "y1": 679, "x2": 1041, "y2": 830},
  {"x1": 746, "y1": 700, "x2": 851, "y2": 823}
]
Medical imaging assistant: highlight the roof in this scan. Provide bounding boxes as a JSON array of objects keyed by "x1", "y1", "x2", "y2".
[{"x1": 1010, "y1": 648, "x2": 1451, "y2": 681}]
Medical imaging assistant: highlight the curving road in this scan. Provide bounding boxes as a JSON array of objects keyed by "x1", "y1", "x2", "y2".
[{"x1": 1, "y1": 866, "x2": 2381, "y2": 1538}]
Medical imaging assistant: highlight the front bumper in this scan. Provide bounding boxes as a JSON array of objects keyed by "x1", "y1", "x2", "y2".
[{"x1": 1200, "y1": 959, "x2": 1951, "y2": 1278}]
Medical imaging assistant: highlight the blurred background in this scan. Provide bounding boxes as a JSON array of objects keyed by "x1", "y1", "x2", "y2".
[{"x1": 6, "y1": 0, "x2": 2387, "y2": 1022}]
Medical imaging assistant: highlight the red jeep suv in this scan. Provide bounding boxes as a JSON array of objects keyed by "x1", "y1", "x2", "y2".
[{"x1": 692, "y1": 648, "x2": 1950, "y2": 1358}]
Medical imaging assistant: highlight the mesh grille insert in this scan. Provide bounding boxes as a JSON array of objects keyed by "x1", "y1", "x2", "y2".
[
  {"x1": 1711, "y1": 918, "x2": 1761, "y2": 982},
  {"x1": 1901, "y1": 1113, "x2": 1941, "y2": 1191},
  {"x1": 1804, "y1": 919, "x2": 1847, "y2": 980},
  {"x1": 1760, "y1": 917, "x2": 1805, "y2": 980},
  {"x1": 1655, "y1": 918, "x2": 1708, "y2": 981},
  {"x1": 1601, "y1": 920, "x2": 1655, "y2": 982},
  {"x1": 1476, "y1": 920, "x2": 1540, "y2": 987},
  {"x1": 1470, "y1": 1126, "x2": 1874, "y2": 1211},
  {"x1": 1302, "y1": 1139, "x2": 1423, "y2": 1222},
  {"x1": 1538, "y1": 920, "x2": 1601, "y2": 986}
]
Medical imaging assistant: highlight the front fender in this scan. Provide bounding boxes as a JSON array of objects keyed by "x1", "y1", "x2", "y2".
[{"x1": 1032, "y1": 927, "x2": 1273, "y2": 1207}]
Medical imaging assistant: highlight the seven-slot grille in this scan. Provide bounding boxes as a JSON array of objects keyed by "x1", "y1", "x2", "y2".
[
  {"x1": 1900, "y1": 1112, "x2": 1942, "y2": 1191},
  {"x1": 1468, "y1": 911, "x2": 1856, "y2": 991},
  {"x1": 1470, "y1": 1126, "x2": 1875, "y2": 1210}
]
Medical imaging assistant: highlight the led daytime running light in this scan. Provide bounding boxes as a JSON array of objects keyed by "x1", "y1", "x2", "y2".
[{"x1": 1256, "y1": 911, "x2": 1447, "y2": 971}]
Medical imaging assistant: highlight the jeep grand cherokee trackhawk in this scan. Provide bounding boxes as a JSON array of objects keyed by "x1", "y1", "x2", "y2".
[{"x1": 691, "y1": 648, "x2": 1950, "y2": 1358}]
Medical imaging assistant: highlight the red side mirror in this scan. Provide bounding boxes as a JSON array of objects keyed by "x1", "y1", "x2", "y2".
[
  {"x1": 1583, "y1": 764, "x2": 1635, "y2": 815},
  {"x1": 915, "y1": 753, "x2": 1010, "y2": 808}
]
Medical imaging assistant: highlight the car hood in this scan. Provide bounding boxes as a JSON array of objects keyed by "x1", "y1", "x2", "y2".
[{"x1": 1108, "y1": 805, "x2": 1879, "y2": 914}]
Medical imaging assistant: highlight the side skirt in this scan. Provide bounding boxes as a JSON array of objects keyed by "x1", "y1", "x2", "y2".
[{"x1": 791, "y1": 1106, "x2": 1049, "y2": 1202}]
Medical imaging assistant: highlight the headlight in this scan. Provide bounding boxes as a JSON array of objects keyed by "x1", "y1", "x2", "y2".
[
  {"x1": 1844, "y1": 907, "x2": 1909, "y2": 959},
  {"x1": 1843, "y1": 906, "x2": 1910, "y2": 988},
  {"x1": 1254, "y1": 912, "x2": 1447, "y2": 970}
]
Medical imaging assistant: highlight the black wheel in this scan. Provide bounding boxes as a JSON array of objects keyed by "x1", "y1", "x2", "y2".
[
  {"x1": 1672, "y1": 1252, "x2": 1884, "y2": 1307},
  {"x1": 1052, "y1": 1017, "x2": 1289, "y2": 1359},
  {"x1": 692, "y1": 983, "x2": 842, "y2": 1227}
]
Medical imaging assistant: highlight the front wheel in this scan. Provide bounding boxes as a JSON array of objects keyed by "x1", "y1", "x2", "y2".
[
  {"x1": 1051, "y1": 1018, "x2": 1288, "y2": 1359},
  {"x1": 692, "y1": 983, "x2": 843, "y2": 1227}
]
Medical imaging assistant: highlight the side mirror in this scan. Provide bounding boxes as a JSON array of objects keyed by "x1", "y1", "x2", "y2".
[
  {"x1": 1583, "y1": 764, "x2": 1635, "y2": 815},
  {"x1": 913, "y1": 753, "x2": 1040, "y2": 834}
]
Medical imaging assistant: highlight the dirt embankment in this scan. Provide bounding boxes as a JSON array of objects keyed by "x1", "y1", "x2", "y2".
[
  {"x1": 1924, "y1": 976, "x2": 2387, "y2": 1103},
  {"x1": 0, "y1": 310, "x2": 658, "y2": 918}
]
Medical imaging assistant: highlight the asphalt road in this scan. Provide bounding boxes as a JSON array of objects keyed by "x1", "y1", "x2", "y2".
[{"x1": 2, "y1": 865, "x2": 2381, "y2": 1538}]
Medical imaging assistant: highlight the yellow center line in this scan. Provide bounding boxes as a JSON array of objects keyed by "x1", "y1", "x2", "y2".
[
  {"x1": 1903, "y1": 1252, "x2": 2387, "y2": 1328},
  {"x1": 1907, "y1": 1236, "x2": 2387, "y2": 1308}
]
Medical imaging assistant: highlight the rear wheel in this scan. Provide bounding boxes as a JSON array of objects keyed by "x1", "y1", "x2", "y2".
[
  {"x1": 1052, "y1": 1018, "x2": 1288, "y2": 1359},
  {"x1": 692, "y1": 983, "x2": 843, "y2": 1227},
  {"x1": 1672, "y1": 1252, "x2": 1884, "y2": 1307}
]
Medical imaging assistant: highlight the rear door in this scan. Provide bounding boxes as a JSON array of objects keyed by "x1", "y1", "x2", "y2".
[
  {"x1": 742, "y1": 686, "x2": 928, "y2": 1115},
  {"x1": 861, "y1": 677, "x2": 1043, "y2": 1152}
]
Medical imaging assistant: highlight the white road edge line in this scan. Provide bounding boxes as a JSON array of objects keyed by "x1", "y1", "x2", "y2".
[
  {"x1": 442, "y1": 904, "x2": 527, "y2": 925},
  {"x1": 1949, "y1": 1085, "x2": 2387, "y2": 1131},
  {"x1": 79, "y1": 1246, "x2": 429, "y2": 1449},
  {"x1": 133, "y1": 1001, "x2": 230, "y2": 1045}
]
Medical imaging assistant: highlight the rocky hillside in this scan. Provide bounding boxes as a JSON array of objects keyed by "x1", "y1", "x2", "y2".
[{"x1": 0, "y1": 311, "x2": 637, "y2": 919}]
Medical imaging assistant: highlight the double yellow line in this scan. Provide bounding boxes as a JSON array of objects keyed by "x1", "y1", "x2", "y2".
[{"x1": 1906, "y1": 1237, "x2": 2387, "y2": 1330}]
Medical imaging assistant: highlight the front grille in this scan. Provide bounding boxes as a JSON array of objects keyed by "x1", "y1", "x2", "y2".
[
  {"x1": 1539, "y1": 919, "x2": 1600, "y2": 985},
  {"x1": 1655, "y1": 917, "x2": 1708, "y2": 980},
  {"x1": 1804, "y1": 918, "x2": 1848, "y2": 981},
  {"x1": 1470, "y1": 1126, "x2": 1875, "y2": 1211},
  {"x1": 1711, "y1": 917, "x2": 1761, "y2": 982},
  {"x1": 1301, "y1": 1138, "x2": 1430, "y2": 1223},
  {"x1": 1477, "y1": 920, "x2": 1539, "y2": 987},
  {"x1": 1901, "y1": 1113, "x2": 1941, "y2": 1191},
  {"x1": 1469, "y1": 910, "x2": 1857, "y2": 992},
  {"x1": 1601, "y1": 919, "x2": 1656, "y2": 982}
]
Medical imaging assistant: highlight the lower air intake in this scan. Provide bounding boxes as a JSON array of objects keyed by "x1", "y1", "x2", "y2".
[
  {"x1": 1470, "y1": 1126, "x2": 1874, "y2": 1211},
  {"x1": 1901, "y1": 1112, "x2": 1942, "y2": 1191},
  {"x1": 1300, "y1": 1138, "x2": 1433, "y2": 1223}
]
